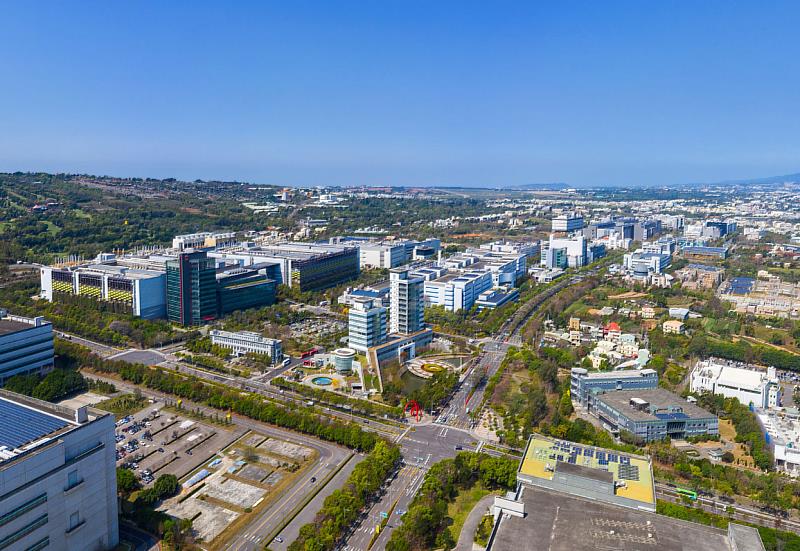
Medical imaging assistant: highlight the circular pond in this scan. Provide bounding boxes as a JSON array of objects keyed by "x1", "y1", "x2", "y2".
[{"x1": 311, "y1": 376, "x2": 333, "y2": 386}]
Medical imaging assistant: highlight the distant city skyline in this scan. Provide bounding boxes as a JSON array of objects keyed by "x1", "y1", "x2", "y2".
[{"x1": 2, "y1": 1, "x2": 799, "y2": 188}]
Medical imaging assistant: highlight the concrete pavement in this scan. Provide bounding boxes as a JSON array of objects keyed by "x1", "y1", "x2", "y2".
[{"x1": 455, "y1": 494, "x2": 495, "y2": 551}]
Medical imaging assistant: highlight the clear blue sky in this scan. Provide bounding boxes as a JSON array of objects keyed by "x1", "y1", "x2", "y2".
[{"x1": 2, "y1": 1, "x2": 799, "y2": 187}]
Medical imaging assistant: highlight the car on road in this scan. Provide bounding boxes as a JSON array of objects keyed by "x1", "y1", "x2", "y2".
[
  {"x1": 310, "y1": 477, "x2": 317, "y2": 483},
  {"x1": 274, "y1": 537, "x2": 284, "y2": 544}
]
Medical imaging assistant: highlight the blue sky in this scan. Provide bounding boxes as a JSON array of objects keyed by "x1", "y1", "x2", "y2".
[{"x1": 2, "y1": 1, "x2": 799, "y2": 187}]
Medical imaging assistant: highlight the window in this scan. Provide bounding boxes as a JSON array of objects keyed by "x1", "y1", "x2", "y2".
[
  {"x1": 66, "y1": 470, "x2": 80, "y2": 490},
  {"x1": 68, "y1": 512, "x2": 80, "y2": 531}
]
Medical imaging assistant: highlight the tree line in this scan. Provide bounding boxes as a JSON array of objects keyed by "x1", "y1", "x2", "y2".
[
  {"x1": 288, "y1": 441, "x2": 401, "y2": 551},
  {"x1": 386, "y1": 452, "x2": 518, "y2": 551},
  {"x1": 56, "y1": 340, "x2": 383, "y2": 452}
]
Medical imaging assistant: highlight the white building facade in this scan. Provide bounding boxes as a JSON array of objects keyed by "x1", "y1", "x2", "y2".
[
  {"x1": 348, "y1": 296, "x2": 387, "y2": 352},
  {"x1": 209, "y1": 330, "x2": 282, "y2": 363},
  {"x1": 0, "y1": 391, "x2": 119, "y2": 550},
  {"x1": 390, "y1": 268, "x2": 425, "y2": 335},
  {"x1": 690, "y1": 358, "x2": 780, "y2": 409}
]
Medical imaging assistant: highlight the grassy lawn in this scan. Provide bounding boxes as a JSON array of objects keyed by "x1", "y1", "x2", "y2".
[
  {"x1": 95, "y1": 393, "x2": 147, "y2": 419},
  {"x1": 43, "y1": 220, "x2": 61, "y2": 235},
  {"x1": 447, "y1": 484, "x2": 495, "y2": 543}
]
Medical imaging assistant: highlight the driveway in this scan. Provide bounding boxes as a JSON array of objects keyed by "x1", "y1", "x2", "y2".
[{"x1": 455, "y1": 494, "x2": 495, "y2": 551}]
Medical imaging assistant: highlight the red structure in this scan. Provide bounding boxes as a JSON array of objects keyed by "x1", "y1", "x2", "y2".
[{"x1": 404, "y1": 399, "x2": 422, "y2": 422}]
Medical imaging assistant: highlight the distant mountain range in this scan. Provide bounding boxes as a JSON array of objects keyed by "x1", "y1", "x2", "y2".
[{"x1": 691, "y1": 172, "x2": 800, "y2": 186}]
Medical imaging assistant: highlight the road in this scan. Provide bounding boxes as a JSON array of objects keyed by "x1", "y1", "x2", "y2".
[
  {"x1": 271, "y1": 453, "x2": 364, "y2": 551},
  {"x1": 436, "y1": 340, "x2": 509, "y2": 431},
  {"x1": 341, "y1": 464, "x2": 427, "y2": 551},
  {"x1": 85, "y1": 373, "x2": 352, "y2": 551}
]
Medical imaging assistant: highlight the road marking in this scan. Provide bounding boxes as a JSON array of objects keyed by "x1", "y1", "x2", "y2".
[{"x1": 395, "y1": 427, "x2": 411, "y2": 443}]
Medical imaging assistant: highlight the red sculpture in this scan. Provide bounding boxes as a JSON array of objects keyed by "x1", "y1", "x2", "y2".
[{"x1": 404, "y1": 399, "x2": 422, "y2": 422}]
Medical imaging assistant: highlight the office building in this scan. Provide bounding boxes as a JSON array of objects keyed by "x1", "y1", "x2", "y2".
[
  {"x1": 209, "y1": 330, "x2": 282, "y2": 363},
  {"x1": 570, "y1": 367, "x2": 659, "y2": 410},
  {"x1": 594, "y1": 388, "x2": 719, "y2": 442},
  {"x1": 390, "y1": 268, "x2": 424, "y2": 335},
  {"x1": 675, "y1": 263, "x2": 724, "y2": 290},
  {"x1": 358, "y1": 242, "x2": 407, "y2": 269},
  {"x1": 338, "y1": 285, "x2": 390, "y2": 308},
  {"x1": 541, "y1": 234, "x2": 588, "y2": 269},
  {"x1": 0, "y1": 390, "x2": 119, "y2": 550},
  {"x1": 357, "y1": 238, "x2": 441, "y2": 269},
  {"x1": 690, "y1": 358, "x2": 780, "y2": 409},
  {"x1": 212, "y1": 242, "x2": 359, "y2": 291},
  {"x1": 348, "y1": 296, "x2": 388, "y2": 353},
  {"x1": 41, "y1": 262, "x2": 166, "y2": 319},
  {"x1": 166, "y1": 250, "x2": 217, "y2": 326},
  {"x1": 172, "y1": 231, "x2": 238, "y2": 251},
  {"x1": 623, "y1": 249, "x2": 672, "y2": 276},
  {"x1": 443, "y1": 248, "x2": 527, "y2": 287},
  {"x1": 475, "y1": 288, "x2": 519, "y2": 311},
  {"x1": 758, "y1": 409, "x2": 800, "y2": 475},
  {"x1": 552, "y1": 213, "x2": 584, "y2": 233},
  {"x1": 486, "y1": 435, "x2": 763, "y2": 551},
  {"x1": 681, "y1": 246, "x2": 729, "y2": 260},
  {"x1": 332, "y1": 348, "x2": 356, "y2": 373},
  {"x1": 424, "y1": 271, "x2": 493, "y2": 312},
  {"x1": 0, "y1": 312, "x2": 54, "y2": 385},
  {"x1": 215, "y1": 265, "x2": 276, "y2": 316}
]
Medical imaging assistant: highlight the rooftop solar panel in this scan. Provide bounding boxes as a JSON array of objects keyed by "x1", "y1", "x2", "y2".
[{"x1": 0, "y1": 399, "x2": 70, "y2": 451}]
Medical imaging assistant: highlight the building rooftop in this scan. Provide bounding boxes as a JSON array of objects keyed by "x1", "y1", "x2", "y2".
[
  {"x1": 596, "y1": 388, "x2": 716, "y2": 423},
  {"x1": 573, "y1": 368, "x2": 657, "y2": 380},
  {"x1": 0, "y1": 318, "x2": 35, "y2": 336},
  {"x1": 683, "y1": 263, "x2": 723, "y2": 272},
  {"x1": 518, "y1": 434, "x2": 655, "y2": 508},
  {"x1": 488, "y1": 483, "x2": 761, "y2": 551},
  {"x1": 0, "y1": 391, "x2": 106, "y2": 465}
]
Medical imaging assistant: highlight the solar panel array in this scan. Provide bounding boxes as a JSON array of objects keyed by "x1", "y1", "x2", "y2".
[
  {"x1": 0, "y1": 399, "x2": 70, "y2": 451},
  {"x1": 618, "y1": 464, "x2": 640, "y2": 481}
]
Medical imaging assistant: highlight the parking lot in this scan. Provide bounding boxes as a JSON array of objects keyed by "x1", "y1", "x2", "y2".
[
  {"x1": 115, "y1": 401, "x2": 244, "y2": 485},
  {"x1": 160, "y1": 431, "x2": 320, "y2": 546}
]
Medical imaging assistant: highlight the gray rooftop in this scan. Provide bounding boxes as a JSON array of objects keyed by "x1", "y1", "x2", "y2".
[
  {"x1": 596, "y1": 388, "x2": 716, "y2": 422},
  {"x1": 0, "y1": 319, "x2": 34, "y2": 336},
  {"x1": 489, "y1": 484, "x2": 755, "y2": 551}
]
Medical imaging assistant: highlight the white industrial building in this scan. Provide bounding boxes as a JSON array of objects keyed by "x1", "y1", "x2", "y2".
[
  {"x1": 356, "y1": 238, "x2": 441, "y2": 269},
  {"x1": 690, "y1": 358, "x2": 780, "y2": 409},
  {"x1": 622, "y1": 250, "x2": 672, "y2": 276},
  {"x1": 0, "y1": 390, "x2": 119, "y2": 550},
  {"x1": 757, "y1": 410, "x2": 800, "y2": 476},
  {"x1": 0, "y1": 311, "x2": 54, "y2": 385},
  {"x1": 541, "y1": 234, "x2": 588, "y2": 269},
  {"x1": 172, "y1": 231, "x2": 238, "y2": 251},
  {"x1": 40, "y1": 261, "x2": 167, "y2": 319},
  {"x1": 358, "y1": 242, "x2": 407, "y2": 269},
  {"x1": 552, "y1": 213, "x2": 584, "y2": 233},
  {"x1": 424, "y1": 271, "x2": 493, "y2": 312},
  {"x1": 209, "y1": 330, "x2": 282, "y2": 363}
]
